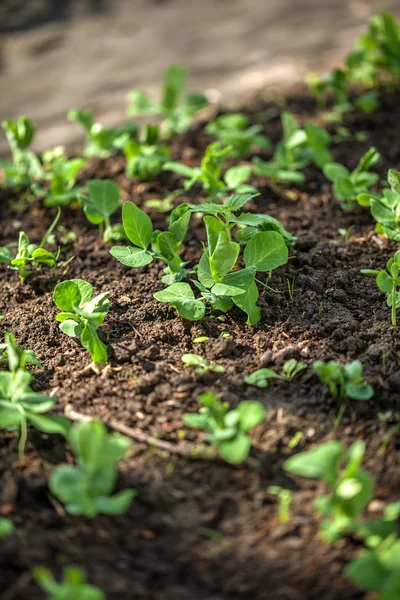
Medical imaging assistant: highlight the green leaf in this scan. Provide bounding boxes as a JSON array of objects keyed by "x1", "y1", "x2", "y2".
[
  {"x1": 122, "y1": 201, "x2": 153, "y2": 249},
  {"x1": 345, "y1": 550, "x2": 388, "y2": 592},
  {"x1": 283, "y1": 440, "x2": 343, "y2": 487},
  {"x1": 244, "y1": 231, "x2": 288, "y2": 272},
  {"x1": 110, "y1": 246, "x2": 153, "y2": 268},
  {"x1": 224, "y1": 192, "x2": 258, "y2": 211},
  {"x1": 81, "y1": 324, "x2": 108, "y2": 364},
  {"x1": 232, "y1": 280, "x2": 261, "y2": 325},
  {"x1": 197, "y1": 252, "x2": 216, "y2": 288},
  {"x1": 377, "y1": 270, "x2": 393, "y2": 293},
  {"x1": 224, "y1": 165, "x2": 252, "y2": 189},
  {"x1": 53, "y1": 280, "x2": 82, "y2": 312},
  {"x1": 83, "y1": 179, "x2": 120, "y2": 225},
  {"x1": 237, "y1": 401, "x2": 265, "y2": 431},
  {"x1": 27, "y1": 413, "x2": 71, "y2": 438},
  {"x1": 218, "y1": 431, "x2": 251, "y2": 464},
  {"x1": 95, "y1": 489, "x2": 136, "y2": 515},
  {"x1": 59, "y1": 320, "x2": 82, "y2": 337},
  {"x1": 154, "y1": 283, "x2": 205, "y2": 321}
]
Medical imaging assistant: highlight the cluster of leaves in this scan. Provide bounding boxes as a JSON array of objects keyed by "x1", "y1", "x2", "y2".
[
  {"x1": 323, "y1": 147, "x2": 380, "y2": 211},
  {"x1": 0, "y1": 332, "x2": 70, "y2": 458},
  {"x1": 49, "y1": 420, "x2": 136, "y2": 518},
  {"x1": 205, "y1": 112, "x2": 271, "y2": 158},
  {"x1": 118, "y1": 124, "x2": 170, "y2": 181},
  {"x1": 0, "y1": 208, "x2": 61, "y2": 282},
  {"x1": 155, "y1": 193, "x2": 289, "y2": 324},
  {"x1": 0, "y1": 116, "x2": 43, "y2": 191},
  {"x1": 80, "y1": 179, "x2": 124, "y2": 242},
  {"x1": 164, "y1": 141, "x2": 257, "y2": 200},
  {"x1": 53, "y1": 279, "x2": 110, "y2": 370},
  {"x1": 253, "y1": 112, "x2": 332, "y2": 184},
  {"x1": 244, "y1": 359, "x2": 306, "y2": 388},
  {"x1": 35, "y1": 152, "x2": 86, "y2": 208},
  {"x1": 33, "y1": 565, "x2": 106, "y2": 600},
  {"x1": 110, "y1": 201, "x2": 190, "y2": 284},
  {"x1": 313, "y1": 360, "x2": 374, "y2": 401},
  {"x1": 68, "y1": 108, "x2": 138, "y2": 158},
  {"x1": 128, "y1": 64, "x2": 208, "y2": 137},
  {"x1": 358, "y1": 169, "x2": 400, "y2": 241},
  {"x1": 183, "y1": 391, "x2": 265, "y2": 464},
  {"x1": 361, "y1": 250, "x2": 400, "y2": 325}
]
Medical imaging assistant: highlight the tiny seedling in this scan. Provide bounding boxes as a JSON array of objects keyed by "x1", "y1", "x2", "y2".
[
  {"x1": 80, "y1": 179, "x2": 122, "y2": 242},
  {"x1": 193, "y1": 336, "x2": 209, "y2": 344},
  {"x1": 34, "y1": 156, "x2": 86, "y2": 208},
  {"x1": 323, "y1": 147, "x2": 380, "y2": 211},
  {"x1": 267, "y1": 486, "x2": 293, "y2": 523},
  {"x1": 164, "y1": 141, "x2": 257, "y2": 200},
  {"x1": 183, "y1": 391, "x2": 265, "y2": 464},
  {"x1": 313, "y1": 360, "x2": 373, "y2": 400},
  {"x1": 0, "y1": 332, "x2": 41, "y2": 372},
  {"x1": 0, "y1": 116, "x2": 43, "y2": 190},
  {"x1": 358, "y1": 169, "x2": 400, "y2": 241},
  {"x1": 33, "y1": 565, "x2": 105, "y2": 600},
  {"x1": 53, "y1": 279, "x2": 110, "y2": 371},
  {"x1": 361, "y1": 250, "x2": 400, "y2": 326},
  {"x1": 120, "y1": 124, "x2": 170, "y2": 181},
  {"x1": 284, "y1": 440, "x2": 373, "y2": 542},
  {"x1": 0, "y1": 368, "x2": 70, "y2": 458},
  {"x1": 110, "y1": 201, "x2": 191, "y2": 284},
  {"x1": 0, "y1": 518, "x2": 14, "y2": 537},
  {"x1": 68, "y1": 108, "x2": 138, "y2": 158},
  {"x1": 0, "y1": 208, "x2": 61, "y2": 282},
  {"x1": 49, "y1": 420, "x2": 136, "y2": 518},
  {"x1": 253, "y1": 113, "x2": 333, "y2": 185},
  {"x1": 205, "y1": 112, "x2": 271, "y2": 158},
  {"x1": 128, "y1": 64, "x2": 208, "y2": 137},
  {"x1": 244, "y1": 359, "x2": 306, "y2": 388},
  {"x1": 181, "y1": 353, "x2": 225, "y2": 376}
]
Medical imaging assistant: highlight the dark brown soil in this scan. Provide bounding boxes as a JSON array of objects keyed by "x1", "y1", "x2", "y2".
[{"x1": 1, "y1": 90, "x2": 400, "y2": 600}]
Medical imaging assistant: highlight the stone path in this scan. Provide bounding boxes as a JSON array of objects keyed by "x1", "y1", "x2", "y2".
[{"x1": 0, "y1": 0, "x2": 399, "y2": 153}]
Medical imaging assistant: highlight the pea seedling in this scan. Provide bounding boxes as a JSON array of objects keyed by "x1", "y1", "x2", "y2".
[
  {"x1": 128, "y1": 64, "x2": 208, "y2": 137},
  {"x1": 181, "y1": 353, "x2": 225, "y2": 376},
  {"x1": 35, "y1": 156, "x2": 86, "y2": 208},
  {"x1": 267, "y1": 486, "x2": 293, "y2": 524},
  {"x1": 49, "y1": 420, "x2": 136, "y2": 517},
  {"x1": 0, "y1": 208, "x2": 61, "y2": 283},
  {"x1": 53, "y1": 279, "x2": 110, "y2": 371},
  {"x1": 183, "y1": 391, "x2": 265, "y2": 464},
  {"x1": 80, "y1": 179, "x2": 122, "y2": 242},
  {"x1": 245, "y1": 359, "x2": 307, "y2": 388},
  {"x1": 164, "y1": 141, "x2": 257, "y2": 200},
  {"x1": 361, "y1": 250, "x2": 400, "y2": 325},
  {"x1": 205, "y1": 112, "x2": 271, "y2": 158},
  {"x1": 313, "y1": 360, "x2": 373, "y2": 400},
  {"x1": 0, "y1": 116, "x2": 43, "y2": 190},
  {"x1": 0, "y1": 332, "x2": 41, "y2": 372},
  {"x1": 284, "y1": 440, "x2": 373, "y2": 542},
  {"x1": 110, "y1": 201, "x2": 191, "y2": 284},
  {"x1": 358, "y1": 169, "x2": 400, "y2": 241},
  {"x1": 120, "y1": 124, "x2": 170, "y2": 181},
  {"x1": 0, "y1": 368, "x2": 70, "y2": 458},
  {"x1": 33, "y1": 565, "x2": 106, "y2": 600},
  {"x1": 323, "y1": 147, "x2": 380, "y2": 211},
  {"x1": 68, "y1": 108, "x2": 138, "y2": 158}
]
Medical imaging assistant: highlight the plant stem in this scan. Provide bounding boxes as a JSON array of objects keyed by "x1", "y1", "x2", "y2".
[{"x1": 391, "y1": 282, "x2": 397, "y2": 326}]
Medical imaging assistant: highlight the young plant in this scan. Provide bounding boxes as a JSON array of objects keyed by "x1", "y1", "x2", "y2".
[
  {"x1": 0, "y1": 116, "x2": 43, "y2": 190},
  {"x1": 53, "y1": 279, "x2": 110, "y2": 371},
  {"x1": 34, "y1": 156, "x2": 86, "y2": 208},
  {"x1": 49, "y1": 420, "x2": 136, "y2": 517},
  {"x1": 33, "y1": 565, "x2": 105, "y2": 600},
  {"x1": 244, "y1": 359, "x2": 306, "y2": 388},
  {"x1": 0, "y1": 368, "x2": 70, "y2": 458},
  {"x1": 183, "y1": 391, "x2": 265, "y2": 464},
  {"x1": 118, "y1": 124, "x2": 169, "y2": 181},
  {"x1": 68, "y1": 108, "x2": 138, "y2": 158},
  {"x1": 205, "y1": 112, "x2": 271, "y2": 158},
  {"x1": 358, "y1": 169, "x2": 400, "y2": 241},
  {"x1": 0, "y1": 332, "x2": 41, "y2": 371},
  {"x1": 284, "y1": 440, "x2": 373, "y2": 542},
  {"x1": 267, "y1": 486, "x2": 293, "y2": 524},
  {"x1": 0, "y1": 518, "x2": 14, "y2": 538},
  {"x1": 0, "y1": 208, "x2": 61, "y2": 283},
  {"x1": 323, "y1": 147, "x2": 380, "y2": 211},
  {"x1": 253, "y1": 113, "x2": 332, "y2": 185},
  {"x1": 181, "y1": 353, "x2": 225, "y2": 376},
  {"x1": 128, "y1": 64, "x2": 208, "y2": 137},
  {"x1": 110, "y1": 201, "x2": 190, "y2": 284},
  {"x1": 313, "y1": 360, "x2": 373, "y2": 400},
  {"x1": 80, "y1": 179, "x2": 122, "y2": 242},
  {"x1": 164, "y1": 141, "x2": 257, "y2": 200},
  {"x1": 361, "y1": 250, "x2": 400, "y2": 326}
]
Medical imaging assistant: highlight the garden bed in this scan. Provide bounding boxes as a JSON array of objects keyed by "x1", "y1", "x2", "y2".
[{"x1": 1, "y1": 89, "x2": 400, "y2": 599}]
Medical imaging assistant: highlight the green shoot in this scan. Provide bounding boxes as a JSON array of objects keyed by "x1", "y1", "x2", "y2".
[
  {"x1": 0, "y1": 332, "x2": 41, "y2": 371},
  {"x1": 128, "y1": 64, "x2": 208, "y2": 137},
  {"x1": 80, "y1": 179, "x2": 122, "y2": 242},
  {"x1": 361, "y1": 250, "x2": 400, "y2": 326},
  {"x1": 313, "y1": 360, "x2": 373, "y2": 400},
  {"x1": 205, "y1": 112, "x2": 271, "y2": 158},
  {"x1": 0, "y1": 116, "x2": 43, "y2": 190},
  {"x1": 53, "y1": 279, "x2": 110, "y2": 371},
  {"x1": 119, "y1": 124, "x2": 170, "y2": 181},
  {"x1": 49, "y1": 420, "x2": 136, "y2": 518},
  {"x1": 183, "y1": 391, "x2": 265, "y2": 464},
  {"x1": 244, "y1": 359, "x2": 307, "y2": 388},
  {"x1": 267, "y1": 486, "x2": 293, "y2": 523},
  {"x1": 181, "y1": 353, "x2": 225, "y2": 376},
  {"x1": 358, "y1": 169, "x2": 400, "y2": 241},
  {"x1": 33, "y1": 565, "x2": 106, "y2": 600}
]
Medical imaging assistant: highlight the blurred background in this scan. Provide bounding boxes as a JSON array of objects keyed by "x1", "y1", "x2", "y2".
[{"x1": 1, "y1": 0, "x2": 400, "y2": 153}]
